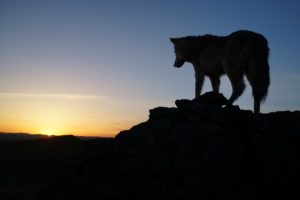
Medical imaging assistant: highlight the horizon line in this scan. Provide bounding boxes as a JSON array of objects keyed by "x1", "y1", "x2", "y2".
[{"x1": 0, "y1": 131, "x2": 114, "y2": 138}]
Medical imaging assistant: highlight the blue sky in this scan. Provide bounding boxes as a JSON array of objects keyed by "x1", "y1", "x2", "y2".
[{"x1": 1, "y1": 0, "x2": 300, "y2": 136}]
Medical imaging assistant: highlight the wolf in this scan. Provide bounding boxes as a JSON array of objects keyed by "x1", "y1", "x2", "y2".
[{"x1": 170, "y1": 30, "x2": 270, "y2": 114}]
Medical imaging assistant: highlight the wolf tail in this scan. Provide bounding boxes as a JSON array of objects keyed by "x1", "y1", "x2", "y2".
[{"x1": 246, "y1": 41, "x2": 270, "y2": 114}]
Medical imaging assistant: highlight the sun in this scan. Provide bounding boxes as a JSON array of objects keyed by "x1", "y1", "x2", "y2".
[{"x1": 42, "y1": 129, "x2": 57, "y2": 136}]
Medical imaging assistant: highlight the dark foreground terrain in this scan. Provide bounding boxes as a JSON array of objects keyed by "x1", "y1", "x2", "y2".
[
  {"x1": 2, "y1": 92, "x2": 300, "y2": 199},
  {"x1": 36, "y1": 92, "x2": 300, "y2": 200},
  {"x1": 0, "y1": 134, "x2": 111, "y2": 200}
]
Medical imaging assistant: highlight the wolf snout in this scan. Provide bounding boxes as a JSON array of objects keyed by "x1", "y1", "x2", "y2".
[{"x1": 173, "y1": 59, "x2": 185, "y2": 68}]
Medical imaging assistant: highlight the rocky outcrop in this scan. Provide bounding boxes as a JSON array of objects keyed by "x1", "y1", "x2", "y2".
[{"x1": 37, "y1": 92, "x2": 300, "y2": 200}]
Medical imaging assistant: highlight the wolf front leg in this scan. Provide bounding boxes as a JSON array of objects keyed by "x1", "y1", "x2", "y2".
[
  {"x1": 209, "y1": 76, "x2": 220, "y2": 93},
  {"x1": 194, "y1": 66, "x2": 204, "y2": 98}
]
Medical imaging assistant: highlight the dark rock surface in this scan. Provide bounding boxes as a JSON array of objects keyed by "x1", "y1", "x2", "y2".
[{"x1": 37, "y1": 92, "x2": 300, "y2": 200}]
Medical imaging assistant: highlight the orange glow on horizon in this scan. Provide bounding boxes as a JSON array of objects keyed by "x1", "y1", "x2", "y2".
[
  {"x1": 0, "y1": 126, "x2": 128, "y2": 137},
  {"x1": 41, "y1": 129, "x2": 59, "y2": 136},
  {"x1": 2, "y1": 121, "x2": 132, "y2": 137},
  {"x1": 0, "y1": 92, "x2": 149, "y2": 137}
]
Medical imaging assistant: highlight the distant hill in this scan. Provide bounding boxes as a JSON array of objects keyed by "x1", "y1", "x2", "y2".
[
  {"x1": 36, "y1": 92, "x2": 300, "y2": 200},
  {"x1": 0, "y1": 133, "x2": 112, "y2": 200},
  {"x1": 0, "y1": 132, "x2": 49, "y2": 142},
  {"x1": 0, "y1": 132, "x2": 108, "y2": 142}
]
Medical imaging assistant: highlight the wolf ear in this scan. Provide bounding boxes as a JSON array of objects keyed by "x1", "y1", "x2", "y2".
[{"x1": 170, "y1": 37, "x2": 176, "y2": 44}]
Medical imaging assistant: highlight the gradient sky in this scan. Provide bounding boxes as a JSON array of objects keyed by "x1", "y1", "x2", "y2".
[{"x1": 1, "y1": 0, "x2": 300, "y2": 136}]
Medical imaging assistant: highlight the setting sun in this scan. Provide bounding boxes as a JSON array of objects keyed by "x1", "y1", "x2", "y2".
[
  {"x1": 42, "y1": 129, "x2": 57, "y2": 136},
  {"x1": 0, "y1": 91, "x2": 148, "y2": 137}
]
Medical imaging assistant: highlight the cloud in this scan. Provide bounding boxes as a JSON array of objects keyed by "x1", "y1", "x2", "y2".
[{"x1": 0, "y1": 92, "x2": 108, "y2": 100}]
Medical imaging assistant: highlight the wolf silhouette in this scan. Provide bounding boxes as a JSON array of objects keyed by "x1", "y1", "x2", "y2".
[{"x1": 170, "y1": 30, "x2": 270, "y2": 114}]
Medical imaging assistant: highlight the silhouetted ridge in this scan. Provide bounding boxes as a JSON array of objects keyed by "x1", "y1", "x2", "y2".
[
  {"x1": 50, "y1": 135, "x2": 80, "y2": 141},
  {"x1": 37, "y1": 92, "x2": 300, "y2": 200},
  {"x1": 0, "y1": 132, "x2": 49, "y2": 142}
]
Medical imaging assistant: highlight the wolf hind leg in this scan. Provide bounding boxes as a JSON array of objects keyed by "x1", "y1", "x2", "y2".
[
  {"x1": 254, "y1": 96, "x2": 260, "y2": 114},
  {"x1": 246, "y1": 75, "x2": 263, "y2": 114},
  {"x1": 209, "y1": 76, "x2": 220, "y2": 93},
  {"x1": 245, "y1": 62, "x2": 270, "y2": 114},
  {"x1": 227, "y1": 76, "x2": 246, "y2": 105}
]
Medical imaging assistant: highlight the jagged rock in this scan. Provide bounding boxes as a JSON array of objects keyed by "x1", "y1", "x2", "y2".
[
  {"x1": 175, "y1": 92, "x2": 228, "y2": 112},
  {"x1": 149, "y1": 106, "x2": 178, "y2": 120},
  {"x1": 37, "y1": 93, "x2": 300, "y2": 200},
  {"x1": 192, "y1": 91, "x2": 228, "y2": 106}
]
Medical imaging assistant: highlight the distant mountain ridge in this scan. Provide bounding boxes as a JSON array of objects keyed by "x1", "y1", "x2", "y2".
[
  {"x1": 0, "y1": 132, "x2": 49, "y2": 142},
  {"x1": 0, "y1": 132, "x2": 108, "y2": 142}
]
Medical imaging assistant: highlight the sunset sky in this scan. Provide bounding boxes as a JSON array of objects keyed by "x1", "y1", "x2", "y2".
[{"x1": 1, "y1": 0, "x2": 300, "y2": 137}]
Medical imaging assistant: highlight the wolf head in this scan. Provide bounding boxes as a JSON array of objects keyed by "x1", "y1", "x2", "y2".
[
  {"x1": 170, "y1": 37, "x2": 195, "y2": 68},
  {"x1": 170, "y1": 37, "x2": 186, "y2": 68}
]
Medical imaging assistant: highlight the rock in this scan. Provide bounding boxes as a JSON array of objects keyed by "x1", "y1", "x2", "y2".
[
  {"x1": 149, "y1": 106, "x2": 178, "y2": 120},
  {"x1": 192, "y1": 91, "x2": 228, "y2": 107},
  {"x1": 37, "y1": 93, "x2": 300, "y2": 200},
  {"x1": 175, "y1": 92, "x2": 228, "y2": 112},
  {"x1": 175, "y1": 99, "x2": 193, "y2": 110}
]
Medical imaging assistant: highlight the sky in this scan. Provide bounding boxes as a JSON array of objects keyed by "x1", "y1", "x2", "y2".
[{"x1": 1, "y1": 0, "x2": 300, "y2": 137}]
